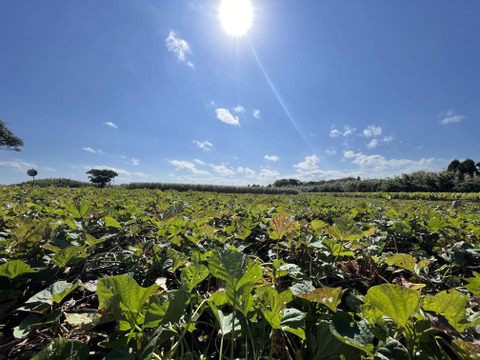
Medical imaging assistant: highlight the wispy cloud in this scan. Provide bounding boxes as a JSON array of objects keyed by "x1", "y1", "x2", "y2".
[
  {"x1": 165, "y1": 30, "x2": 194, "y2": 67},
  {"x1": 330, "y1": 125, "x2": 355, "y2": 138},
  {"x1": 131, "y1": 158, "x2": 140, "y2": 166},
  {"x1": 0, "y1": 159, "x2": 37, "y2": 172},
  {"x1": 264, "y1": 155, "x2": 279, "y2": 162},
  {"x1": 367, "y1": 139, "x2": 379, "y2": 149},
  {"x1": 193, "y1": 140, "x2": 214, "y2": 152},
  {"x1": 383, "y1": 135, "x2": 394, "y2": 143},
  {"x1": 194, "y1": 159, "x2": 205, "y2": 165},
  {"x1": 237, "y1": 166, "x2": 256, "y2": 177},
  {"x1": 83, "y1": 147, "x2": 97, "y2": 154},
  {"x1": 259, "y1": 167, "x2": 280, "y2": 181},
  {"x1": 440, "y1": 109, "x2": 465, "y2": 125},
  {"x1": 363, "y1": 125, "x2": 382, "y2": 137},
  {"x1": 210, "y1": 164, "x2": 235, "y2": 176},
  {"x1": 326, "y1": 149, "x2": 337, "y2": 155},
  {"x1": 169, "y1": 160, "x2": 209, "y2": 175},
  {"x1": 293, "y1": 155, "x2": 320, "y2": 171},
  {"x1": 103, "y1": 121, "x2": 118, "y2": 129},
  {"x1": 215, "y1": 108, "x2": 240, "y2": 125},
  {"x1": 233, "y1": 105, "x2": 245, "y2": 114},
  {"x1": 343, "y1": 151, "x2": 441, "y2": 174},
  {"x1": 253, "y1": 109, "x2": 261, "y2": 119}
]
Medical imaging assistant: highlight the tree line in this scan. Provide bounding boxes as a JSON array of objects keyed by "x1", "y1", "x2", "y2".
[{"x1": 273, "y1": 159, "x2": 480, "y2": 193}]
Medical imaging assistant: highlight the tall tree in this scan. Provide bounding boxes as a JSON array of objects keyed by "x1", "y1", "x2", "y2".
[
  {"x1": 86, "y1": 169, "x2": 118, "y2": 188},
  {"x1": 0, "y1": 119, "x2": 24, "y2": 151}
]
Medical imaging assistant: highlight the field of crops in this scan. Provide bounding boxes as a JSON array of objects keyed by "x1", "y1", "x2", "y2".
[{"x1": 1, "y1": 186, "x2": 480, "y2": 359}]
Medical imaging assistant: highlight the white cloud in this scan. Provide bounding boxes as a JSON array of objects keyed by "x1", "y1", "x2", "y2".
[
  {"x1": 210, "y1": 164, "x2": 235, "y2": 176},
  {"x1": 343, "y1": 125, "x2": 355, "y2": 137},
  {"x1": 326, "y1": 149, "x2": 337, "y2": 155},
  {"x1": 0, "y1": 159, "x2": 37, "y2": 172},
  {"x1": 133, "y1": 172, "x2": 147, "y2": 178},
  {"x1": 83, "y1": 147, "x2": 97, "y2": 154},
  {"x1": 131, "y1": 158, "x2": 140, "y2": 166},
  {"x1": 253, "y1": 109, "x2": 261, "y2": 119},
  {"x1": 343, "y1": 151, "x2": 441, "y2": 175},
  {"x1": 294, "y1": 155, "x2": 320, "y2": 171},
  {"x1": 383, "y1": 135, "x2": 394, "y2": 143},
  {"x1": 165, "y1": 30, "x2": 194, "y2": 67},
  {"x1": 440, "y1": 109, "x2": 465, "y2": 125},
  {"x1": 215, "y1": 108, "x2": 240, "y2": 125},
  {"x1": 363, "y1": 125, "x2": 382, "y2": 137},
  {"x1": 367, "y1": 139, "x2": 379, "y2": 149},
  {"x1": 237, "y1": 167, "x2": 256, "y2": 177},
  {"x1": 194, "y1": 159, "x2": 205, "y2": 165},
  {"x1": 233, "y1": 105, "x2": 245, "y2": 114},
  {"x1": 330, "y1": 125, "x2": 355, "y2": 138},
  {"x1": 259, "y1": 167, "x2": 280, "y2": 181},
  {"x1": 264, "y1": 155, "x2": 279, "y2": 162},
  {"x1": 193, "y1": 140, "x2": 214, "y2": 152},
  {"x1": 103, "y1": 122, "x2": 118, "y2": 129},
  {"x1": 169, "y1": 160, "x2": 210, "y2": 175},
  {"x1": 330, "y1": 129, "x2": 341, "y2": 138}
]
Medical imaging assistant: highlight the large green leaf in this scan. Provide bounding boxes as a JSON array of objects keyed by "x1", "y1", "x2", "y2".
[
  {"x1": 181, "y1": 260, "x2": 209, "y2": 292},
  {"x1": 280, "y1": 308, "x2": 306, "y2": 339},
  {"x1": 31, "y1": 337, "x2": 89, "y2": 360},
  {"x1": 362, "y1": 284, "x2": 420, "y2": 327},
  {"x1": 327, "y1": 214, "x2": 363, "y2": 241},
  {"x1": 422, "y1": 289, "x2": 471, "y2": 332},
  {"x1": 464, "y1": 271, "x2": 480, "y2": 298},
  {"x1": 0, "y1": 260, "x2": 36, "y2": 278},
  {"x1": 50, "y1": 246, "x2": 87, "y2": 268},
  {"x1": 208, "y1": 249, "x2": 245, "y2": 288},
  {"x1": 25, "y1": 281, "x2": 79, "y2": 306},
  {"x1": 104, "y1": 216, "x2": 122, "y2": 229},
  {"x1": 296, "y1": 287, "x2": 343, "y2": 312},
  {"x1": 97, "y1": 275, "x2": 158, "y2": 313}
]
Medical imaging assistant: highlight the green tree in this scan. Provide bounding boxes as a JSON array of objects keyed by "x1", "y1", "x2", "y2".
[
  {"x1": 0, "y1": 119, "x2": 24, "y2": 151},
  {"x1": 458, "y1": 159, "x2": 477, "y2": 176},
  {"x1": 447, "y1": 159, "x2": 461, "y2": 172},
  {"x1": 86, "y1": 169, "x2": 118, "y2": 188}
]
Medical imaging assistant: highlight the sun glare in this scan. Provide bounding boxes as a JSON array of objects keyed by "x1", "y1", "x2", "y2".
[{"x1": 219, "y1": 0, "x2": 253, "y2": 36}]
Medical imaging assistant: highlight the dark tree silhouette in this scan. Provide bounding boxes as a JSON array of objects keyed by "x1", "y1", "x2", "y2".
[
  {"x1": 0, "y1": 119, "x2": 23, "y2": 151},
  {"x1": 86, "y1": 169, "x2": 118, "y2": 187}
]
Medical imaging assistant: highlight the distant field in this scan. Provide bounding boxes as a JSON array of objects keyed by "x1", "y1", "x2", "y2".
[{"x1": 1, "y1": 186, "x2": 479, "y2": 359}]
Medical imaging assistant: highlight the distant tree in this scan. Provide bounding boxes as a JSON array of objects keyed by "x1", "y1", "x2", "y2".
[
  {"x1": 86, "y1": 169, "x2": 118, "y2": 187},
  {"x1": 458, "y1": 159, "x2": 478, "y2": 176},
  {"x1": 0, "y1": 119, "x2": 24, "y2": 151},
  {"x1": 273, "y1": 178, "x2": 302, "y2": 187},
  {"x1": 447, "y1": 159, "x2": 461, "y2": 172}
]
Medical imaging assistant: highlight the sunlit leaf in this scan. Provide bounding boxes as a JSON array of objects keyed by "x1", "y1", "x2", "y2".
[
  {"x1": 362, "y1": 284, "x2": 420, "y2": 327},
  {"x1": 296, "y1": 287, "x2": 343, "y2": 312},
  {"x1": 0, "y1": 260, "x2": 36, "y2": 278},
  {"x1": 31, "y1": 337, "x2": 89, "y2": 360},
  {"x1": 422, "y1": 289, "x2": 471, "y2": 332}
]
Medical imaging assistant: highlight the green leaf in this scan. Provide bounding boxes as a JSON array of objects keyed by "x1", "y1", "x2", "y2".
[
  {"x1": 181, "y1": 260, "x2": 209, "y2": 292},
  {"x1": 0, "y1": 260, "x2": 36, "y2": 278},
  {"x1": 422, "y1": 289, "x2": 471, "y2": 332},
  {"x1": 256, "y1": 286, "x2": 285, "y2": 329},
  {"x1": 375, "y1": 337, "x2": 409, "y2": 360},
  {"x1": 97, "y1": 275, "x2": 158, "y2": 314},
  {"x1": 103, "y1": 346, "x2": 135, "y2": 360},
  {"x1": 166, "y1": 248, "x2": 189, "y2": 273},
  {"x1": 13, "y1": 314, "x2": 41, "y2": 339},
  {"x1": 361, "y1": 284, "x2": 420, "y2": 327},
  {"x1": 464, "y1": 271, "x2": 480, "y2": 298},
  {"x1": 50, "y1": 246, "x2": 87, "y2": 268},
  {"x1": 327, "y1": 214, "x2": 363, "y2": 241},
  {"x1": 31, "y1": 337, "x2": 89, "y2": 360},
  {"x1": 296, "y1": 287, "x2": 343, "y2": 312},
  {"x1": 236, "y1": 262, "x2": 262, "y2": 291},
  {"x1": 208, "y1": 249, "x2": 245, "y2": 288},
  {"x1": 104, "y1": 216, "x2": 122, "y2": 229},
  {"x1": 25, "y1": 281, "x2": 79, "y2": 306},
  {"x1": 387, "y1": 254, "x2": 417, "y2": 273},
  {"x1": 280, "y1": 308, "x2": 306, "y2": 339}
]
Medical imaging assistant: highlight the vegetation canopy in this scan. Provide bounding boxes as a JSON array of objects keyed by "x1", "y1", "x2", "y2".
[
  {"x1": 86, "y1": 169, "x2": 118, "y2": 188},
  {"x1": 0, "y1": 119, "x2": 23, "y2": 152}
]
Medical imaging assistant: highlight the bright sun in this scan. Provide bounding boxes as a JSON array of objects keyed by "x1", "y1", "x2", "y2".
[{"x1": 219, "y1": 0, "x2": 253, "y2": 36}]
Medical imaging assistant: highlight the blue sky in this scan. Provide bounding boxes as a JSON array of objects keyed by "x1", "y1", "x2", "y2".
[{"x1": 1, "y1": 0, "x2": 479, "y2": 185}]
